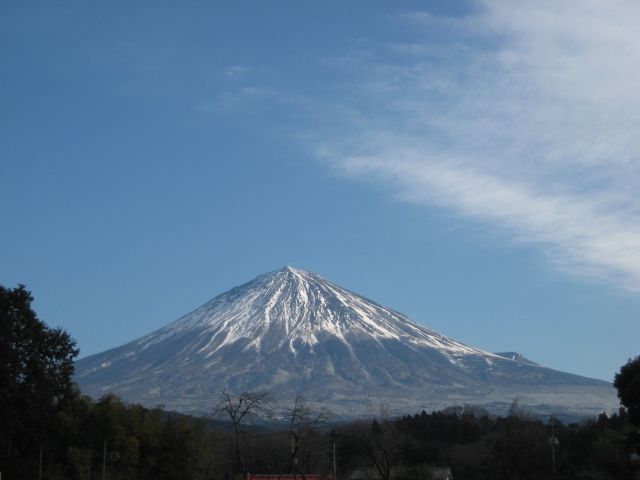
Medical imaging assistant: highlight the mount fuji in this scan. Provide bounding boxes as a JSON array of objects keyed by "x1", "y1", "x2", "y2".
[{"x1": 74, "y1": 266, "x2": 617, "y2": 418}]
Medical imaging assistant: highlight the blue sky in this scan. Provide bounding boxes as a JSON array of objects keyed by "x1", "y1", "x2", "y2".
[{"x1": 2, "y1": 1, "x2": 639, "y2": 383}]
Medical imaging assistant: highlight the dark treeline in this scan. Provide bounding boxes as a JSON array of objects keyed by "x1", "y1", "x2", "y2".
[
  {"x1": 0, "y1": 285, "x2": 214, "y2": 480},
  {"x1": 332, "y1": 402, "x2": 638, "y2": 480},
  {"x1": 3, "y1": 284, "x2": 640, "y2": 480},
  {"x1": 6, "y1": 390, "x2": 639, "y2": 480},
  {"x1": 20, "y1": 390, "x2": 216, "y2": 479}
]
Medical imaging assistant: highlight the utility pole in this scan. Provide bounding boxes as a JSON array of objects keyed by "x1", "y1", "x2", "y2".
[{"x1": 333, "y1": 443, "x2": 337, "y2": 480}]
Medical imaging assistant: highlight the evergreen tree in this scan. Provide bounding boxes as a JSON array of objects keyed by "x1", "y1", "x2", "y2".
[
  {"x1": 614, "y1": 355, "x2": 640, "y2": 456},
  {"x1": 614, "y1": 355, "x2": 640, "y2": 427},
  {"x1": 0, "y1": 284, "x2": 79, "y2": 477}
]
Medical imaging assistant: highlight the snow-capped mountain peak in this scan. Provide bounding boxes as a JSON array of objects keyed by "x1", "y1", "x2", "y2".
[
  {"x1": 143, "y1": 266, "x2": 482, "y2": 358},
  {"x1": 74, "y1": 267, "x2": 616, "y2": 418}
]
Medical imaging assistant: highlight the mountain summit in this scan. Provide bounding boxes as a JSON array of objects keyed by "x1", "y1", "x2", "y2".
[{"x1": 74, "y1": 267, "x2": 616, "y2": 417}]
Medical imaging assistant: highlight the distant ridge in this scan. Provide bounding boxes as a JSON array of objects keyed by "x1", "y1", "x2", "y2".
[
  {"x1": 74, "y1": 267, "x2": 617, "y2": 418},
  {"x1": 494, "y1": 352, "x2": 539, "y2": 366}
]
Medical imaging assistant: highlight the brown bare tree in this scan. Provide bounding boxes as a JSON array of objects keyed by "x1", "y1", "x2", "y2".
[
  {"x1": 361, "y1": 404, "x2": 402, "y2": 480},
  {"x1": 213, "y1": 391, "x2": 274, "y2": 479},
  {"x1": 285, "y1": 395, "x2": 334, "y2": 477}
]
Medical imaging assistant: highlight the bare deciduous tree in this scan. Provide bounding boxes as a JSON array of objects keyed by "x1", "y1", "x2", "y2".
[
  {"x1": 213, "y1": 391, "x2": 274, "y2": 479},
  {"x1": 285, "y1": 395, "x2": 334, "y2": 477},
  {"x1": 361, "y1": 404, "x2": 402, "y2": 480}
]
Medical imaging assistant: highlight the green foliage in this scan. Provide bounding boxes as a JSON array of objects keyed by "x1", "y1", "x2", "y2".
[
  {"x1": 552, "y1": 411, "x2": 635, "y2": 479},
  {"x1": 0, "y1": 284, "x2": 79, "y2": 478},
  {"x1": 614, "y1": 355, "x2": 640, "y2": 427},
  {"x1": 62, "y1": 395, "x2": 217, "y2": 480},
  {"x1": 0, "y1": 285, "x2": 218, "y2": 480},
  {"x1": 153, "y1": 414, "x2": 216, "y2": 480},
  {"x1": 66, "y1": 446, "x2": 91, "y2": 480},
  {"x1": 333, "y1": 404, "x2": 637, "y2": 480}
]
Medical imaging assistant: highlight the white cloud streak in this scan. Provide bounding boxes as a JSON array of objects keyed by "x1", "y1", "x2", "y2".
[{"x1": 317, "y1": 0, "x2": 640, "y2": 292}]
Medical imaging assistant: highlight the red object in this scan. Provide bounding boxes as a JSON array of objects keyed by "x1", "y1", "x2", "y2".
[{"x1": 248, "y1": 475, "x2": 335, "y2": 480}]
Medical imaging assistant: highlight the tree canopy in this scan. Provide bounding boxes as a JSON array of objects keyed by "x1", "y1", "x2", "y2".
[
  {"x1": 614, "y1": 355, "x2": 640, "y2": 427},
  {"x1": 0, "y1": 284, "x2": 79, "y2": 477}
]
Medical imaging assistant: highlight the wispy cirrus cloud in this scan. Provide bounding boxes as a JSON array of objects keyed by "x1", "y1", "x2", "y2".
[{"x1": 317, "y1": 0, "x2": 640, "y2": 292}]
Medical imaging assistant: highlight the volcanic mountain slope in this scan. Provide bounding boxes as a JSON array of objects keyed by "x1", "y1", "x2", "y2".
[{"x1": 74, "y1": 267, "x2": 617, "y2": 418}]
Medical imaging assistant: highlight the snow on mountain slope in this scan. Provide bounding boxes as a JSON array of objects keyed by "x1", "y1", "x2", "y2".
[
  {"x1": 141, "y1": 266, "x2": 486, "y2": 358},
  {"x1": 74, "y1": 267, "x2": 616, "y2": 418}
]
